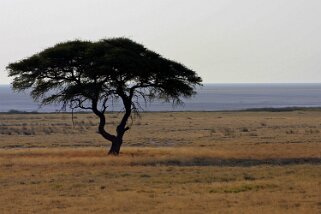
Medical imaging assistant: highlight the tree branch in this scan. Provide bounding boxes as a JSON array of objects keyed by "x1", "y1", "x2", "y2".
[{"x1": 91, "y1": 100, "x2": 116, "y2": 142}]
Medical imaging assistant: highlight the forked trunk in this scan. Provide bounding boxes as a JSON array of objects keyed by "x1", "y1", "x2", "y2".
[{"x1": 92, "y1": 94, "x2": 131, "y2": 156}]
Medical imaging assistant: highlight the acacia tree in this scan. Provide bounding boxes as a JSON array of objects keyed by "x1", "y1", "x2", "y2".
[{"x1": 7, "y1": 38, "x2": 202, "y2": 155}]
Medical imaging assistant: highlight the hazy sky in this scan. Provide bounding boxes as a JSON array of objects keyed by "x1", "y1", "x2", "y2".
[{"x1": 1, "y1": 0, "x2": 321, "y2": 84}]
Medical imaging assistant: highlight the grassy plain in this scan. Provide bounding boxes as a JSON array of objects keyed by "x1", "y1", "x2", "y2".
[{"x1": 0, "y1": 111, "x2": 320, "y2": 213}]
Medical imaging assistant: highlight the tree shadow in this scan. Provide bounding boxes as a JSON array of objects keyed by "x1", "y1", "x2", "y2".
[{"x1": 135, "y1": 157, "x2": 321, "y2": 167}]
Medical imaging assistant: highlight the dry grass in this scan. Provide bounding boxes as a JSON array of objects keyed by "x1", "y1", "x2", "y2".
[{"x1": 0, "y1": 111, "x2": 321, "y2": 213}]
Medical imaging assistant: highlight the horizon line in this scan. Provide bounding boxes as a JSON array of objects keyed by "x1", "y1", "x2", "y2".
[{"x1": 2, "y1": 82, "x2": 321, "y2": 86}]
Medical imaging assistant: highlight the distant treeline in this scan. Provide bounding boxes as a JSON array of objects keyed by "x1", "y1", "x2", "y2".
[
  {"x1": 0, "y1": 109, "x2": 92, "y2": 114},
  {"x1": 2, "y1": 109, "x2": 40, "y2": 114},
  {"x1": 242, "y1": 107, "x2": 321, "y2": 112}
]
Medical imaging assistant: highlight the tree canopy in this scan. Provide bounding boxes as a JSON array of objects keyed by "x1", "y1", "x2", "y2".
[{"x1": 7, "y1": 38, "x2": 202, "y2": 155}]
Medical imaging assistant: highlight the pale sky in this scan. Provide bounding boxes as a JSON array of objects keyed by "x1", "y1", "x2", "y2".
[{"x1": 1, "y1": 0, "x2": 321, "y2": 84}]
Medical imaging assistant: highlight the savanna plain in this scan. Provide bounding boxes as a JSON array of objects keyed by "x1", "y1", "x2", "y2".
[{"x1": 0, "y1": 111, "x2": 320, "y2": 213}]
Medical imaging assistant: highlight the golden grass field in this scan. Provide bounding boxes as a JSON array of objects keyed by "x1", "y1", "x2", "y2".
[{"x1": 0, "y1": 111, "x2": 320, "y2": 213}]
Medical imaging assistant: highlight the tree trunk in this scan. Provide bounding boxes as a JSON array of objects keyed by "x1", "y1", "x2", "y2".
[
  {"x1": 108, "y1": 137, "x2": 123, "y2": 155},
  {"x1": 92, "y1": 93, "x2": 131, "y2": 156},
  {"x1": 107, "y1": 94, "x2": 131, "y2": 156}
]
